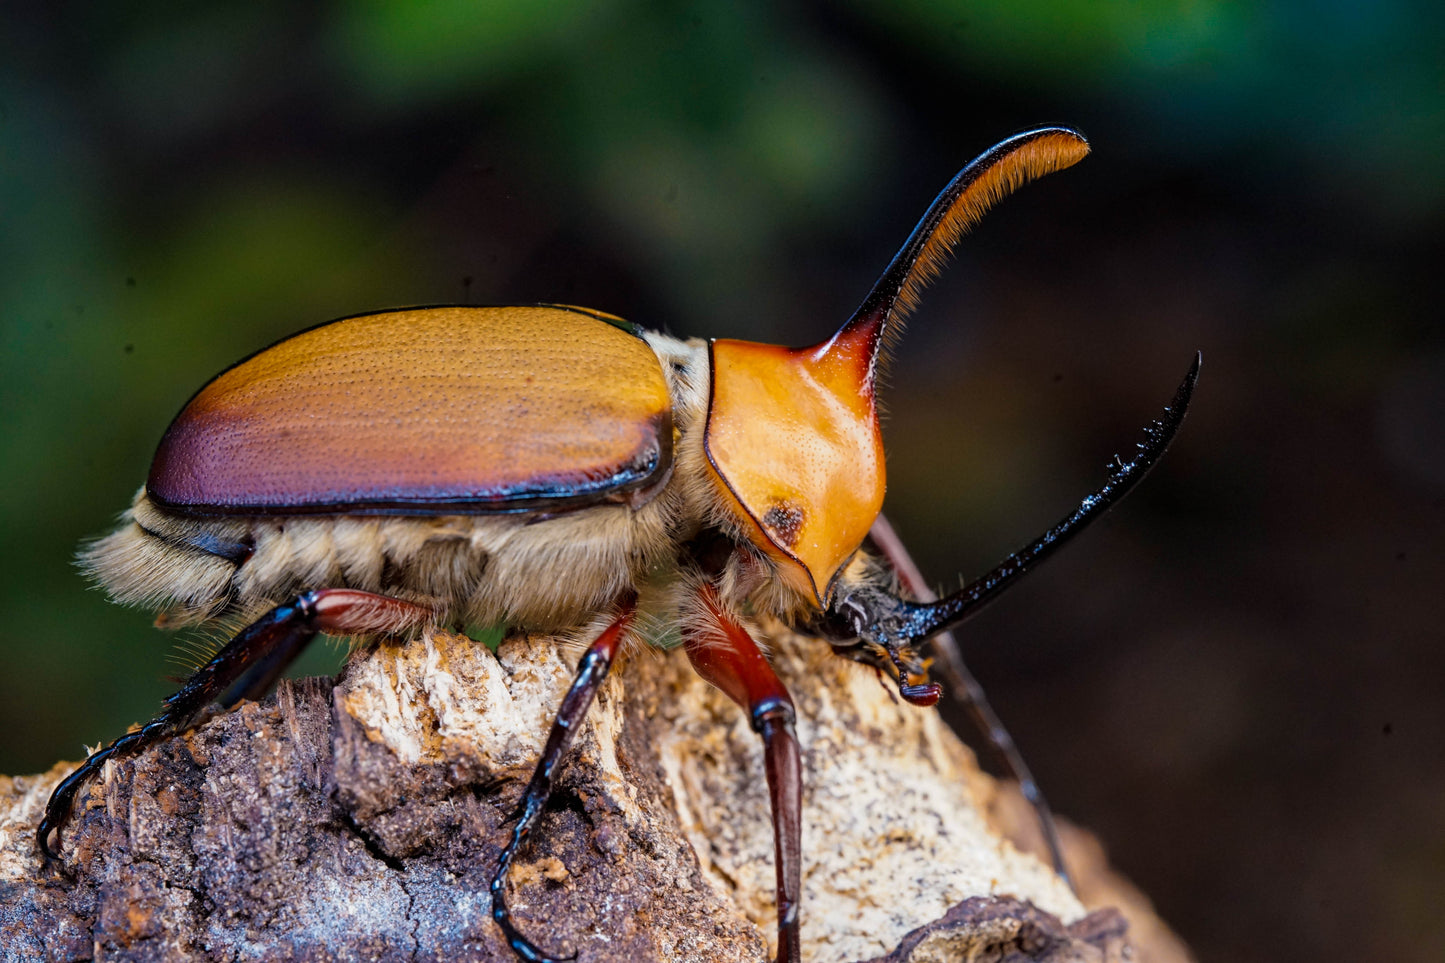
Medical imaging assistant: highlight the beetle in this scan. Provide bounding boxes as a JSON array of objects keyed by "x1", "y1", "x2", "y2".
[{"x1": 38, "y1": 127, "x2": 1196, "y2": 963}]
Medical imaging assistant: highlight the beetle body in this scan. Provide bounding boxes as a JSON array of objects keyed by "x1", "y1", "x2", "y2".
[
  {"x1": 43, "y1": 128, "x2": 1198, "y2": 963},
  {"x1": 84, "y1": 302, "x2": 861, "y2": 640},
  {"x1": 85, "y1": 310, "x2": 726, "y2": 633}
]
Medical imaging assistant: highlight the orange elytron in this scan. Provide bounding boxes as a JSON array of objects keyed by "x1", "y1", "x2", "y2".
[{"x1": 150, "y1": 305, "x2": 673, "y2": 514}]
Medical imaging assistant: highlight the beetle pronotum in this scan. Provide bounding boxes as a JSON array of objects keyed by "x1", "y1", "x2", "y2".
[{"x1": 39, "y1": 127, "x2": 1196, "y2": 962}]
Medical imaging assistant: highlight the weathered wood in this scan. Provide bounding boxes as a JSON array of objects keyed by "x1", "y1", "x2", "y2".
[{"x1": 0, "y1": 627, "x2": 1189, "y2": 962}]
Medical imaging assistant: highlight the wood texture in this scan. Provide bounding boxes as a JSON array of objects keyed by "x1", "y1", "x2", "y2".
[{"x1": 0, "y1": 628, "x2": 1190, "y2": 962}]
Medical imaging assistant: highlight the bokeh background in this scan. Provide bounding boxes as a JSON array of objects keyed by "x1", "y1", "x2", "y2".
[{"x1": 3, "y1": 3, "x2": 1442, "y2": 961}]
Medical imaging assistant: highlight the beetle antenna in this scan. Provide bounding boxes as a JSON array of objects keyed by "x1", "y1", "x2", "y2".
[{"x1": 834, "y1": 127, "x2": 1090, "y2": 375}]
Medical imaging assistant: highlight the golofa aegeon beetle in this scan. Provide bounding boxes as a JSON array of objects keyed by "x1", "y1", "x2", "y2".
[{"x1": 38, "y1": 127, "x2": 1197, "y2": 963}]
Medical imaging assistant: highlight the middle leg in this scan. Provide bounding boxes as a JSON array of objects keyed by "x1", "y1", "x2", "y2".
[{"x1": 490, "y1": 594, "x2": 638, "y2": 963}]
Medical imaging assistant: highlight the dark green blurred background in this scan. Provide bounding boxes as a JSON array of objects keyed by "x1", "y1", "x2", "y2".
[{"x1": 3, "y1": 3, "x2": 1442, "y2": 960}]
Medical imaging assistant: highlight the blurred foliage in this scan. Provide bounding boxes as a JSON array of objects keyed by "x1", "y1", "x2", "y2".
[
  {"x1": 2, "y1": 3, "x2": 1443, "y2": 962},
  {"x1": 865, "y1": 0, "x2": 1445, "y2": 221}
]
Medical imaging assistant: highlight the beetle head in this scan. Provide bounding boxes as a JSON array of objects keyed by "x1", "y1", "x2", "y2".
[{"x1": 704, "y1": 128, "x2": 1091, "y2": 608}]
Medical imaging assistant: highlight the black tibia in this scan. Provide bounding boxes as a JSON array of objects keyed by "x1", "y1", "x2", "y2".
[
  {"x1": 830, "y1": 354, "x2": 1199, "y2": 651},
  {"x1": 491, "y1": 596, "x2": 637, "y2": 963},
  {"x1": 867, "y1": 514, "x2": 1072, "y2": 888},
  {"x1": 806, "y1": 357, "x2": 1199, "y2": 882},
  {"x1": 684, "y1": 586, "x2": 803, "y2": 963},
  {"x1": 37, "y1": 588, "x2": 431, "y2": 861}
]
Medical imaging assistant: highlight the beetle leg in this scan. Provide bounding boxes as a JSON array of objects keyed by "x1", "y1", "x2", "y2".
[
  {"x1": 867, "y1": 514, "x2": 1072, "y2": 888},
  {"x1": 833, "y1": 354, "x2": 1199, "y2": 650},
  {"x1": 684, "y1": 586, "x2": 802, "y2": 963},
  {"x1": 37, "y1": 588, "x2": 430, "y2": 861},
  {"x1": 490, "y1": 596, "x2": 638, "y2": 963}
]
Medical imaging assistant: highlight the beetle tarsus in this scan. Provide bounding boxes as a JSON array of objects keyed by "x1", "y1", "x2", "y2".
[
  {"x1": 38, "y1": 731, "x2": 145, "y2": 862},
  {"x1": 490, "y1": 600, "x2": 636, "y2": 963}
]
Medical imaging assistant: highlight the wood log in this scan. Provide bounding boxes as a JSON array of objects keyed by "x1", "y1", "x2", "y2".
[{"x1": 0, "y1": 627, "x2": 1190, "y2": 962}]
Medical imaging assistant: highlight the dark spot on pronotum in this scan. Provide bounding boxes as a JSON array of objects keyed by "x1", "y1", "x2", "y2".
[
  {"x1": 1383, "y1": 722, "x2": 1393, "y2": 736},
  {"x1": 124, "y1": 344, "x2": 134, "y2": 354},
  {"x1": 762, "y1": 502, "x2": 805, "y2": 548},
  {"x1": 125, "y1": 276, "x2": 136, "y2": 287}
]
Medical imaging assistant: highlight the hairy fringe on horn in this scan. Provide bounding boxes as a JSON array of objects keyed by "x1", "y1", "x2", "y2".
[{"x1": 884, "y1": 129, "x2": 1091, "y2": 356}]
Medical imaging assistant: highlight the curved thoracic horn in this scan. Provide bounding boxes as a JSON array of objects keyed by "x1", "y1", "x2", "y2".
[
  {"x1": 703, "y1": 129, "x2": 1093, "y2": 608},
  {"x1": 827, "y1": 126, "x2": 1091, "y2": 384}
]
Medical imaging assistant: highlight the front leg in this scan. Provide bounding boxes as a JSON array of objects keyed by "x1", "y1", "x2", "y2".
[
  {"x1": 683, "y1": 585, "x2": 802, "y2": 963},
  {"x1": 38, "y1": 588, "x2": 431, "y2": 860},
  {"x1": 831, "y1": 353, "x2": 1200, "y2": 653}
]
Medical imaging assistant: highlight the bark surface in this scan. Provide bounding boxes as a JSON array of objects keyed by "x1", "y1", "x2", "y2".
[{"x1": 0, "y1": 628, "x2": 1190, "y2": 962}]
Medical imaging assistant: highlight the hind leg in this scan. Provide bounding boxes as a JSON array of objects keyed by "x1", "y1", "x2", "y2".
[{"x1": 37, "y1": 588, "x2": 431, "y2": 860}]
